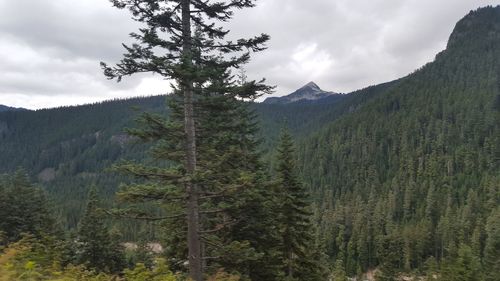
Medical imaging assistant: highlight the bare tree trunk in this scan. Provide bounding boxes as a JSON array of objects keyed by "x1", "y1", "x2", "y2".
[{"x1": 181, "y1": 0, "x2": 202, "y2": 280}]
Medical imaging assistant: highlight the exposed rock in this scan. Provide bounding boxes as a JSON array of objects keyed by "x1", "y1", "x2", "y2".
[
  {"x1": 38, "y1": 168, "x2": 56, "y2": 182},
  {"x1": 110, "y1": 134, "x2": 132, "y2": 147},
  {"x1": 263, "y1": 81, "x2": 340, "y2": 104},
  {"x1": 123, "y1": 242, "x2": 164, "y2": 254}
]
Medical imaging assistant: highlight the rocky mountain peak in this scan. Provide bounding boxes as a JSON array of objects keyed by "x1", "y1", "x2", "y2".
[
  {"x1": 447, "y1": 5, "x2": 500, "y2": 49},
  {"x1": 302, "y1": 81, "x2": 321, "y2": 90},
  {"x1": 263, "y1": 81, "x2": 338, "y2": 104}
]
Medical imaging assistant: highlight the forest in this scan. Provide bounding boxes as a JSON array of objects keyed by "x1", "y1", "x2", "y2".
[{"x1": 1, "y1": 2, "x2": 500, "y2": 281}]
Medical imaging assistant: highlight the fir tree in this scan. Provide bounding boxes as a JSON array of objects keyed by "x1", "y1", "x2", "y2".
[
  {"x1": 196, "y1": 81, "x2": 282, "y2": 280},
  {"x1": 76, "y1": 187, "x2": 125, "y2": 273},
  {"x1": 331, "y1": 258, "x2": 348, "y2": 281},
  {"x1": 440, "y1": 244, "x2": 483, "y2": 281},
  {"x1": 0, "y1": 170, "x2": 57, "y2": 243},
  {"x1": 114, "y1": 72, "x2": 281, "y2": 279},
  {"x1": 101, "y1": 1, "x2": 270, "y2": 279},
  {"x1": 484, "y1": 208, "x2": 500, "y2": 281},
  {"x1": 375, "y1": 233, "x2": 403, "y2": 281},
  {"x1": 274, "y1": 129, "x2": 327, "y2": 280}
]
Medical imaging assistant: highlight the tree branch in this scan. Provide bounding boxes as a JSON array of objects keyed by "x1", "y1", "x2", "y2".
[{"x1": 105, "y1": 209, "x2": 185, "y2": 221}]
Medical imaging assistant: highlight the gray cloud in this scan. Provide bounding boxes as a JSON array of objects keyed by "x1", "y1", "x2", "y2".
[{"x1": 0, "y1": 0, "x2": 498, "y2": 109}]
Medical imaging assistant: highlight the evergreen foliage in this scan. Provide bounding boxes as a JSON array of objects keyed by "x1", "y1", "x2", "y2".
[
  {"x1": 0, "y1": 170, "x2": 58, "y2": 244},
  {"x1": 113, "y1": 78, "x2": 282, "y2": 279},
  {"x1": 101, "y1": 0, "x2": 271, "y2": 279},
  {"x1": 274, "y1": 129, "x2": 327, "y2": 280},
  {"x1": 0, "y1": 234, "x2": 181, "y2": 281},
  {"x1": 331, "y1": 258, "x2": 348, "y2": 281},
  {"x1": 76, "y1": 187, "x2": 126, "y2": 273},
  {"x1": 440, "y1": 244, "x2": 483, "y2": 281},
  {"x1": 484, "y1": 208, "x2": 500, "y2": 281}
]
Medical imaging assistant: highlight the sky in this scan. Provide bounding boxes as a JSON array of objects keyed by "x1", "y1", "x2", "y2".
[{"x1": 0, "y1": 0, "x2": 499, "y2": 109}]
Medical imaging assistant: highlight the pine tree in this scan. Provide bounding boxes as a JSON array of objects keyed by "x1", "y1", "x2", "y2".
[
  {"x1": 198, "y1": 87, "x2": 283, "y2": 280},
  {"x1": 102, "y1": 1, "x2": 270, "y2": 279},
  {"x1": 115, "y1": 72, "x2": 281, "y2": 279},
  {"x1": 274, "y1": 129, "x2": 327, "y2": 280},
  {"x1": 108, "y1": 227, "x2": 128, "y2": 273},
  {"x1": 0, "y1": 170, "x2": 57, "y2": 243},
  {"x1": 331, "y1": 258, "x2": 348, "y2": 281},
  {"x1": 440, "y1": 244, "x2": 483, "y2": 281},
  {"x1": 76, "y1": 187, "x2": 125, "y2": 273},
  {"x1": 484, "y1": 208, "x2": 500, "y2": 281},
  {"x1": 375, "y1": 233, "x2": 403, "y2": 281}
]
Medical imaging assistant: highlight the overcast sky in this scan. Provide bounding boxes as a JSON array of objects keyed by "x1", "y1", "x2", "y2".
[{"x1": 0, "y1": 0, "x2": 499, "y2": 109}]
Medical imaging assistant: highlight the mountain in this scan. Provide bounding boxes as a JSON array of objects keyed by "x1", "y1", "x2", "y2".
[
  {"x1": 0, "y1": 105, "x2": 26, "y2": 112},
  {"x1": 1, "y1": 5, "x2": 500, "y2": 277},
  {"x1": 263, "y1": 81, "x2": 341, "y2": 104},
  {"x1": 298, "y1": 5, "x2": 500, "y2": 276}
]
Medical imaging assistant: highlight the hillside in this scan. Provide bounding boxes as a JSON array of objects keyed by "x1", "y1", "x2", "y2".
[
  {"x1": 0, "y1": 105, "x2": 11, "y2": 112},
  {"x1": 0, "y1": 77, "x2": 392, "y2": 181},
  {"x1": 0, "y1": 83, "x2": 399, "y2": 241},
  {"x1": 0, "y1": 105, "x2": 26, "y2": 112},
  {"x1": 300, "y1": 5, "x2": 500, "y2": 276},
  {"x1": 0, "y1": 87, "x2": 361, "y2": 232}
]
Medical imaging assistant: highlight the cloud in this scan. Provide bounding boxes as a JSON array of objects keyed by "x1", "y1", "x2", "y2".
[
  {"x1": 229, "y1": 0, "x2": 499, "y2": 96},
  {"x1": 0, "y1": 0, "x2": 498, "y2": 109}
]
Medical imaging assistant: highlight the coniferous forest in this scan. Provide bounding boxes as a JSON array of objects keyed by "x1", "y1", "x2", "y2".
[{"x1": 1, "y1": 2, "x2": 500, "y2": 281}]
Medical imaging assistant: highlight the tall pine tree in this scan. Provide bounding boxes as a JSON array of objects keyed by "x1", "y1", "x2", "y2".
[
  {"x1": 76, "y1": 187, "x2": 125, "y2": 273},
  {"x1": 113, "y1": 70, "x2": 281, "y2": 279},
  {"x1": 101, "y1": 0, "x2": 270, "y2": 280},
  {"x1": 274, "y1": 129, "x2": 327, "y2": 280}
]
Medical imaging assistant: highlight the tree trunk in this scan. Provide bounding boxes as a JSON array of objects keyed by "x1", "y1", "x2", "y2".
[{"x1": 181, "y1": 0, "x2": 202, "y2": 280}]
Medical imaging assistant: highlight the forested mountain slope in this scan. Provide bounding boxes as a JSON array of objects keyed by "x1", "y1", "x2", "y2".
[
  {"x1": 0, "y1": 84, "x2": 359, "y2": 231},
  {"x1": 299, "y1": 6, "x2": 500, "y2": 277},
  {"x1": 0, "y1": 75, "x2": 393, "y2": 186}
]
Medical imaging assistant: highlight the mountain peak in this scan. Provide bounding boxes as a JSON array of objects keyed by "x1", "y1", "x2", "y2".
[
  {"x1": 447, "y1": 5, "x2": 500, "y2": 49},
  {"x1": 263, "y1": 82, "x2": 339, "y2": 104},
  {"x1": 303, "y1": 81, "x2": 320, "y2": 90}
]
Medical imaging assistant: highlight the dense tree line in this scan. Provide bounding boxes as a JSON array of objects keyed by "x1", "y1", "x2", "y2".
[
  {"x1": 0, "y1": 84, "x2": 365, "y2": 240},
  {"x1": 0, "y1": 171, "x2": 202, "y2": 279},
  {"x1": 0, "y1": 170, "x2": 59, "y2": 244}
]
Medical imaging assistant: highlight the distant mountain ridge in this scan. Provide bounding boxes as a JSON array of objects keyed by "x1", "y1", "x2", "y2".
[
  {"x1": 263, "y1": 81, "x2": 340, "y2": 104},
  {"x1": 0, "y1": 105, "x2": 27, "y2": 112}
]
